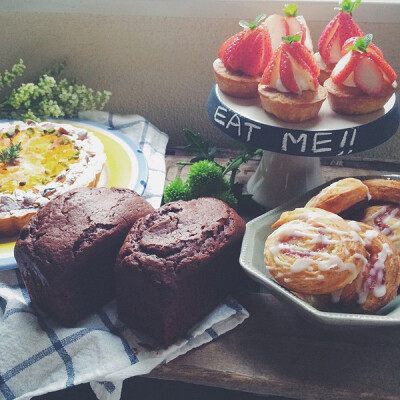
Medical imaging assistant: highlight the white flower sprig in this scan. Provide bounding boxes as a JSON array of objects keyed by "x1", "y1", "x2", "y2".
[{"x1": 0, "y1": 60, "x2": 111, "y2": 121}]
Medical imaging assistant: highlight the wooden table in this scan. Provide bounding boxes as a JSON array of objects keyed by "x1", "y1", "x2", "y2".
[{"x1": 147, "y1": 151, "x2": 400, "y2": 400}]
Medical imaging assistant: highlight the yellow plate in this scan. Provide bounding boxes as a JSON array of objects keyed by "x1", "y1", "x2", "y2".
[{"x1": 0, "y1": 119, "x2": 148, "y2": 270}]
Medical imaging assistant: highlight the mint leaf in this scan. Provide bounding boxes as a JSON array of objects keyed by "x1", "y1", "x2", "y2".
[
  {"x1": 283, "y1": 3, "x2": 298, "y2": 17},
  {"x1": 239, "y1": 14, "x2": 266, "y2": 30},
  {"x1": 282, "y1": 34, "x2": 301, "y2": 44}
]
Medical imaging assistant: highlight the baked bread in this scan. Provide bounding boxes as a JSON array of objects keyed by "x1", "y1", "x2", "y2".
[
  {"x1": 0, "y1": 120, "x2": 106, "y2": 237},
  {"x1": 363, "y1": 178, "x2": 400, "y2": 204},
  {"x1": 14, "y1": 187, "x2": 154, "y2": 326},
  {"x1": 115, "y1": 197, "x2": 246, "y2": 346},
  {"x1": 359, "y1": 205, "x2": 400, "y2": 253},
  {"x1": 335, "y1": 221, "x2": 400, "y2": 313},
  {"x1": 305, "y1": 177, "x2": 369, "y2": 217},
  {"x1": 265, "y1": 208, "x2": 367, "y2": 294}
]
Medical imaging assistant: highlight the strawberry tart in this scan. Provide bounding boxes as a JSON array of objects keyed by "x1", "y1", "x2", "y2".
[
  {"x1": 324, "y1": 34, "x2": 398, "y2": 115},
  {"x1": 213, "y1": 14, "x2": 272, "y2": 98},
  {"x1": 258, "y1": 35, "x2": 327, "y2": 123},
  {"x1": 315, "y1": 0, "x2": 364, "y2": 84},
  {"x1": 264, "y1": 3, "x2": 313, "y2": 53}
]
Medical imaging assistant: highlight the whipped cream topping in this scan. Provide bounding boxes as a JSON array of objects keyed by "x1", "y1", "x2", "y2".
[{"x1": 268, "y1": 52, "x2": 318, "y2": 93}]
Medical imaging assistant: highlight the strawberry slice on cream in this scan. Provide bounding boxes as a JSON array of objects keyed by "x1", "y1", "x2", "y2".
[
  {"x1": 258, "y1": 35, "x2": 327, "y2": 122},
  {"x1": 264, "y1": 3, "x2": 313, "y2": 53},
  {"x1": 315, "y1": 0, "x2": 364, "y2": 83},
  {"x1": 261, "y1": 35, "x2": 319, "y2": 94}
]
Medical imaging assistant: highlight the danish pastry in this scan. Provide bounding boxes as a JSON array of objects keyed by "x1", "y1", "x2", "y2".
[
  {"x1": 305, "y1": 178, "x2": 369, "y2": 216},
  {"x1": 333, "y1": 221, "x2": 400, "y2": 313},
  {"x1": 362, "y1": 179, "x2": 400, "y2": 204},
  {"x1": 265, "y1": 208, "x2": 367, "y2": 294},
  {"x1": 359, "y1": 205, "x2": 400, "y2": 253}
]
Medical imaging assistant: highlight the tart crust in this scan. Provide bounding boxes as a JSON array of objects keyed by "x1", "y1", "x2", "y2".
[
  {"x1": 258, "y1": 84, "x2": 327, "y2": 123},
  {"x1": 324, "y1": 77, "x2": 395, "y2": 115},
  {"x1": 213, "y1": 58, "x2": 260, "y2": 98}
]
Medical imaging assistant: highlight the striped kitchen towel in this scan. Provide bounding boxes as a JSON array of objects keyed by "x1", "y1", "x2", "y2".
[
  {"x1": 0, "y1": 269, "x2": 249, "y2": 400},
  {"x1": 0, "y1": 113, "x2": 249, "y2": 400}
]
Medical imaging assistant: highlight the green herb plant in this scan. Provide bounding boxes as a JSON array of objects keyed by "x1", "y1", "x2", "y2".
[
  {"x1": 163, "y1": 129, "x2": 263, "y2": 209},
  {"x1": 0, "y1": 142, "x2": 22, "y2": 165},
  {"x1": 0, "y1": 59, "x2": 111, "y2": 121}
]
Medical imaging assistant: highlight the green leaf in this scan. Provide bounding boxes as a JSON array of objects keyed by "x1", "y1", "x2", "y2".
[
  {"x1": 345, "y1": 33, "x2": 372, "y2": 53},
  {"x1": 0, "y1": 142, "x2": 22, "y2": 165},
  {"x1": 282, "y1": 34, "x2": 301, "y2": 44},
  {"x1": 336, "y1": 0, "x2": 362, "y2": 14},
  {"x1": 283, "y1": 3, "x2": 298, "y2": 17},
  {"x1": 239, "y1": 14, "x2": 266, "y2": 30},
  {"x1": 182, "y1": 128, "x2": 217, "y2": 161}
]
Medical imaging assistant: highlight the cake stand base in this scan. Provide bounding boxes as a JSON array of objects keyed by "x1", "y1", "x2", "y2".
[{"x1": 246, "y1": 151, "x2": 324, "y2": 208}]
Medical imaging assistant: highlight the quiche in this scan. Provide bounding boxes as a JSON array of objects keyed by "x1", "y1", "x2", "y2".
[{"x1": 0, "y1": 120, "x2": 106, "y2": 237}]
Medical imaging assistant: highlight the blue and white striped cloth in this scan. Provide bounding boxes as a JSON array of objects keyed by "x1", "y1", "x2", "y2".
[{"x1": 0, "y1": 113, "x2": 249, "y2": 400}]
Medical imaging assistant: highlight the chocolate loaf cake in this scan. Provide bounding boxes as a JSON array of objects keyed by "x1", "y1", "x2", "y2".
[
  {"x1": 115, "y1": 197, "x2": 246, "y2": 346},
  {"x1": 14, "y1": 187, "x2": 154, "y2": 326}
]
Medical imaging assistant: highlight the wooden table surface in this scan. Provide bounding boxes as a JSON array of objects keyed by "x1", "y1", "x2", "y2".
[{"x1": 146, "y1": 151, "x2": 400, "y2": 400}]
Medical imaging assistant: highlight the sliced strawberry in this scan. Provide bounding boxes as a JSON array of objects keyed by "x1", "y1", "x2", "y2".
[
  {"x1": 367, "y1": 51, "x2": 397, "y2": 83},
  {"x1": 296, "y1": 15, "x2": 313, "y2": 52},
  {"x1": 265, "y1": 14, "x2": 289, "y2": 51},
  {"x1": 286, "y1": 16, "x2": 305, "y2": 41},
  {"x1": 318, "y1": 15, "x2": 340, "y2": 64},
  {"x1": 331, "y1": 50, "x2": 360, "y2": 85},
  {"x1": 260, "y1": 47, "x2": 281, "y2": 85},
  {"x1": 354, "y1": 55, "x2": 384, "y2": 94},
  {"x1": 287, "y1": 41, "x2": 319, "y2": 78},
  {"x1": 239, "y1": 30, "x2": 271, "y2": 76},
  {"x1": 280, "y1": 44, "x2": 300, "y2": 93},
  {"x1": 324, "y1": 28, "x2": 342, "y2": 64},
  {"x1": 218, "y1": 31, "x2": 244, "y2": 60},
  {"x1": 338, "y1": 11, "x2": 364, "y2": 48},
  {"x1": 222, "y1": 27, "x2": 272, "y2": 77}
]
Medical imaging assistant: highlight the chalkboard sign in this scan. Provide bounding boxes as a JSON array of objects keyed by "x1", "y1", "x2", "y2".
[{"x1": 207, "y1": 85, "x2": 399, "y2": 157}]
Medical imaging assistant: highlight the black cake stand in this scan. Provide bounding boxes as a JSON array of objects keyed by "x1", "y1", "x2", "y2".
[{"x1": 207, "y1": 84, "x2": 400, "y2": 208}]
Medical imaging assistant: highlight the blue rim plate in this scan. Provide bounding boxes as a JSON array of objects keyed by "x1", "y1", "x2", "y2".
[{"x1": 0, "y1": 118, "x2": 149, "y2": 270}]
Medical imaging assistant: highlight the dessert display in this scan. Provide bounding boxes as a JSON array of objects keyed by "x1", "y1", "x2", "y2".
[
  {"x1": 315, "y1": 0, "x2": 364, "y2": 84},
  {"x1": 325, "y1": 34, "x2": 398, "y2": 115},
  {"x1": 264, "y1": 3, "x2": 313, "y2": 53},
  {"x1": 14, "y1": 187, "x2": 154, "y2": 326},
  {"x1": 0, "y1": 120, "x2": 106, "y2": 237},
  {"x1": 115, "y1": 197, "x2": 246, "y2": 346},
  {"x1": 258, "y1": 35, "x2": 327, "y2": 122},
  {"x1": 213, "y1": 14, "x2": 272, "y2": 98},
  {"x1": 305, "y1": 177, "x2": 369, "y2": 216},
  {"x1": 263, "y1": 177, "x2": 400, "y2": 314}
]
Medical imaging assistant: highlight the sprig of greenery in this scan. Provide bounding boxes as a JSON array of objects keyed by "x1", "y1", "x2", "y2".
[
  {"x1": 164, "y1": 129, "x2": 263, "y2": 208},
  {"x1": 282, "y1": 34, "x2": 301, "y2": 44},
  {"x1": 335, "y1": 0, "x2": 362, "y2": 15},
  {"x1": 283, "y1": 4, "x2": 298, "y2": 17},
  {"x1": 345, "y1": 34, "x2": 373, "y2": 53},
  {"x1": 0, "y1": 142, "x2": 22, "y2": 165},
  {"x1": 0, "y1": 59, "x2": 111, "y2": 121},
  {"x1": 239, "y1": 14, "x2": 266, "y2": 30}
]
